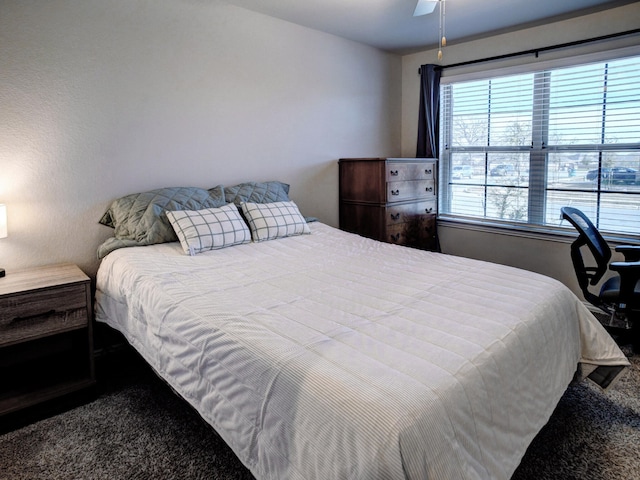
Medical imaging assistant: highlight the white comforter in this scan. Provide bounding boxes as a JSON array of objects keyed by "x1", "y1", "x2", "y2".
[{"x1": 95, "y1": 222, "x2": 628, "y2": 480}]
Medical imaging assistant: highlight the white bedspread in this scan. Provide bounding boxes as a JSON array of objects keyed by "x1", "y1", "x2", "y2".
[{"x1": 95, "y1": 222, "x2": 629, "y2": 480}]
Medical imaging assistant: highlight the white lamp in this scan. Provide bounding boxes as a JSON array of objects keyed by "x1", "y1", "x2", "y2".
[{"x1": 0, "y1": 204, "x2": 7, "y2": 278}]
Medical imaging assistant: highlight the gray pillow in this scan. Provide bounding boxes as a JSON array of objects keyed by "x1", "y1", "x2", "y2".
[
  {"x1": 97, "y1": 237, "x2": 146, "y2": 259},
  {"x1": 224, "y1": 181, "x2": 290, "y2": 205},
  {"x1": 100, "y1": 186, "x2": 226, "y2": 245}
]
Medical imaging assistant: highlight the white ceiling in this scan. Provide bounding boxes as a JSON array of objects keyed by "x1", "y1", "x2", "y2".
[{"x1": 221, "y1": 0, "x2": 635, "y2": 54}]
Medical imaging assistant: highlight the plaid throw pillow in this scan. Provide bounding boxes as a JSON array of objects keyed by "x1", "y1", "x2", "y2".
[
  {"x1": 166, "y1": 203, "x2": 251, "y2": 255},
  {"x1": 241, "y1": 201, "x2": 310, "y2": 242}
]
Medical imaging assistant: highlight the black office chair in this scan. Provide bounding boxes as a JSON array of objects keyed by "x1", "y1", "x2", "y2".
[{"x1": 561, "y1": 206, "x2": 640, "y2": 350}]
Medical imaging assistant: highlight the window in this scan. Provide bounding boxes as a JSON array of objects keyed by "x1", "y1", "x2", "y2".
[{"x1": 439, "y1": 54, "x2": 640, "y2": 237}]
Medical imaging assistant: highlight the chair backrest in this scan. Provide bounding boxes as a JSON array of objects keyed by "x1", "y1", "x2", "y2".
[{"x1": 561, "y1": 206, "x2": 611, "y2": 289}]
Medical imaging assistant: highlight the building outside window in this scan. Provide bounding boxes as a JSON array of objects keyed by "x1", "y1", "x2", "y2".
[{"x1": 439, "y1": 54, "x2": 640, "y2": 237}]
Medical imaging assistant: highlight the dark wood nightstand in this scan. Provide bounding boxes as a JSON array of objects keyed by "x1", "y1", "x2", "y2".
[{"x1": 0, "y1": 263, "x2": 95, "y2": 419}]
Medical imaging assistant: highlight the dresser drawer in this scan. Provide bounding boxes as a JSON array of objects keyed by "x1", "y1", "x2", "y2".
[
  {"x1": 387, "y1": 162, "x2": 435, "y2": 182},
  {"x1": 386, "y1": 215, "x2": 437, "y2": 249},
  {"x1": 387, "y1": 180, "x2": 435, "y2": 203},
  {"x1": 386, "y1": 201, "x2": 436, "y2": 225},
  {"x1": 387, "y1": 223, "x2": 419, "y2": 245},
  {"x1": 0, "y1": 284, "x2": 88, "y2": 347}
]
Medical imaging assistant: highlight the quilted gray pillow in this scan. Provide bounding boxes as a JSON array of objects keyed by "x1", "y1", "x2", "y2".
[
  {"x1": 97, "y1": 237, "x2": 147, "y2": 259},
  {"x1": 100, "y1": 186, "x2": 226, "y2": 245},
  {"x1": 224, "y1": 181, "x2": 290, "y2": 205}
]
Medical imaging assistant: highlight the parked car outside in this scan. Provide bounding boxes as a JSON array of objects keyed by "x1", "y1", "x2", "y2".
[
  {"x1": 452, "y1": 165, "x2": 473, "y2": 179},
  {"x1": 586, "y1": 167, "x2": 638, "y2": 184},
  {"x1": 489, "y1": 164, "x2": 516, "y2": 176}
]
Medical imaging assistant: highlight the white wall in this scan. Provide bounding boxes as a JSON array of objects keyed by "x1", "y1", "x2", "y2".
[
  {"x1": 0, "y1": 0, "x2": 402, "y2": 277},
  {"x1": 400, "y1": 3, "x2": 640, "y2": 294}
]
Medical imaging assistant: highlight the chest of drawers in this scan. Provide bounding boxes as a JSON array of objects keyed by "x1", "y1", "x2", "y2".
[{"x1": 339, "y1": 157, "x2": 438, "y2": 251}]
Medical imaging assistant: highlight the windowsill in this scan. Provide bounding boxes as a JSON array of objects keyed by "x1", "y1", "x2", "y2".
[{"x1": 437, "y1": 216, "x2": 640, "y2": 246}]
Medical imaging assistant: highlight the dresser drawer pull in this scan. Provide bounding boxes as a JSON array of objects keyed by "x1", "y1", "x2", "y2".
[
  {"x1": 390, "y1": 213, "x2": 401, "y2": 221},
  {"x1": 391, "y1": 189, "x2": 400, "y2": 196},
  {"x1": 425, "y1": 168, "x2": 432, "y2": 175},
  {"x1": 390, "y1": 233, "x2": 401, "y2": 241},
  {"x1": 425, "y1": 187, "x2": 433, "y2": 193},
  {"x1": 425, "y1": 207, "x2": 434, "y2": 214},
  {"x1": 390, "y1": 170, "x2": 399, "y2": 176}
]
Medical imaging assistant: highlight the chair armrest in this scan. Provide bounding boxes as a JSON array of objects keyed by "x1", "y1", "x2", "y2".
[
  {"x1": 615, "y1": 245, "x2": 640, "y2": 262},
  {"x1": 609, "y1": 261, "x2": 640, "y2": 312},
  {"x1": 610, "y1": 260, "x2": 640, "y2": 271}
]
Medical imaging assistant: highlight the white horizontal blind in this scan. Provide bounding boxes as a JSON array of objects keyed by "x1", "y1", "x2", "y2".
[{"x1": 439, "y1": 54, "x2": 640, "y2": 236}]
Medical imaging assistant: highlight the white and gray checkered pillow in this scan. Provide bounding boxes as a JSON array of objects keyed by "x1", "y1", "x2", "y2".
[
  {"x1": 240, "y1": 201, "x2": 310, "y2": 242},
  {"x1": 166, "y1": 203, "x2": 251, "y2": 255}
]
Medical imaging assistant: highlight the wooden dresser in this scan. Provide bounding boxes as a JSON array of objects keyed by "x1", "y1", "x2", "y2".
[{"x1": 339, "y1": 157, "x2": 438, "y2": 251}]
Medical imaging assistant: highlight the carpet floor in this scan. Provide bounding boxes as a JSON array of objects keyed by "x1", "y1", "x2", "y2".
[{"x1": 1, "y1": 345, "x2": 638, "y2": 480}]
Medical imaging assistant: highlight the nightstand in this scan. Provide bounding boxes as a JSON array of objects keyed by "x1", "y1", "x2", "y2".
[{"x1": 0, "y1": 263, "x2": 95, "y2": 418}]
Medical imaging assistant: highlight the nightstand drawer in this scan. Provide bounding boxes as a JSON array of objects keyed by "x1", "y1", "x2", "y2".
[{"x1": 0, "y1": 284, "x2": 88, "y2": 347}]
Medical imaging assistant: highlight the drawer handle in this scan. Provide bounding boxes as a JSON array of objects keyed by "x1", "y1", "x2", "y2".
[
  {"x1": 391, "y1": 189, "x2": 400, "y2": 196},
  {"x1": 425, "y1": 207, "x2": 433, "y2": 214},
  {"x1": 390, "y1": 170, "x2": 399, "y2": 176},
  {"x1": 390, "y1": 213, "x2": 401, "y2": 221},
  {"x1": 390, "y1": 233, "x2": 401, "y2": 241},
  {"x1": 425, "y1": 169, "x2": 432, "y2": 175},
  {"x1": 10, "y1": 309, "x2": 57, "y2": 325},
  {"x1": 425, "y1": 187, "x2": 433, "y2": 192}
]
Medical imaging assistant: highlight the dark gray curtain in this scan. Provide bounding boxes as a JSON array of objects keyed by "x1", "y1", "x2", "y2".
[{"x1": 416, "y1": 64, "x2": 441, "y2": 158}]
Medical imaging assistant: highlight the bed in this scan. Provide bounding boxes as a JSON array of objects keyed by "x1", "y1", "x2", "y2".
[{"x1": 94, "y1": 183, "x2": 629, "y2": 480}]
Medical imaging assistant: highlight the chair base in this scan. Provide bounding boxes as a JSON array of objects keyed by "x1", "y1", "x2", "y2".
[
  {"x1": 590, "y1": 307, "x2": 640, "y2": 353},
  {"x1": 603, "y1": 322, "x2": 640, "y2": 353}
]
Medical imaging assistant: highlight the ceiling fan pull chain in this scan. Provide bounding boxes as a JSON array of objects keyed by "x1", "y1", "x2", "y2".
[
  {"x1": 438, "y1": 0, "x2": 446, "y2": 60},
  {"x1": 441, "y1": 0, "x2": 446, "y2": 47}
]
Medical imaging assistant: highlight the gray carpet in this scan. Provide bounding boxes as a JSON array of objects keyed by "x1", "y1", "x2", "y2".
[{"x1": 1, "y1": 347, "x2": 639, "y2": 480}]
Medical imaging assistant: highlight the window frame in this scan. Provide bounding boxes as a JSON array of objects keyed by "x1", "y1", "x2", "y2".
[{"x1": 438, "y1": 46, "x2": 640, "y2": 242}]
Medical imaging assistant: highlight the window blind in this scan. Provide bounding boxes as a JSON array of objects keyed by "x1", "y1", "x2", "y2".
[{"x1": 439, "y1": 54, "x2": 640, "y2": 237}]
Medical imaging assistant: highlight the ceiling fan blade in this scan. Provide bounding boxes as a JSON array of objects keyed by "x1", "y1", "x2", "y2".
[{"x1": 413, "y1": 0, "x2": 438, "y2": 17}]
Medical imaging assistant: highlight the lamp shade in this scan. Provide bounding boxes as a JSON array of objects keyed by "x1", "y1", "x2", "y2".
[{"x1": 0, "y1": 204, "x2": 7, "y2": 239}]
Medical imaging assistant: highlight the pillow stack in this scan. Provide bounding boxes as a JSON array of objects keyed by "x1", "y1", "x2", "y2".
[{"x1": 98, "y1": 181, "x2": 311, "y2": 257}]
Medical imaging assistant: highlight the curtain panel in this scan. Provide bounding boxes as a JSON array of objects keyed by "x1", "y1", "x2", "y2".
[{"x1": 416, "y1": 64, "x2": 441, "y2": 158}]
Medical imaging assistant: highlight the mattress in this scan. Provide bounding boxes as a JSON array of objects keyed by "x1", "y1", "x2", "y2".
[{"x1": 95, "y1": 222, "x2": 629, "y2": 480}]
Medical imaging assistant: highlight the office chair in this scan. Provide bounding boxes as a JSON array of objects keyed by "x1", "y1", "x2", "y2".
[{"x1": 561, "y1": 206, "x2": 640, "y2": 351}]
